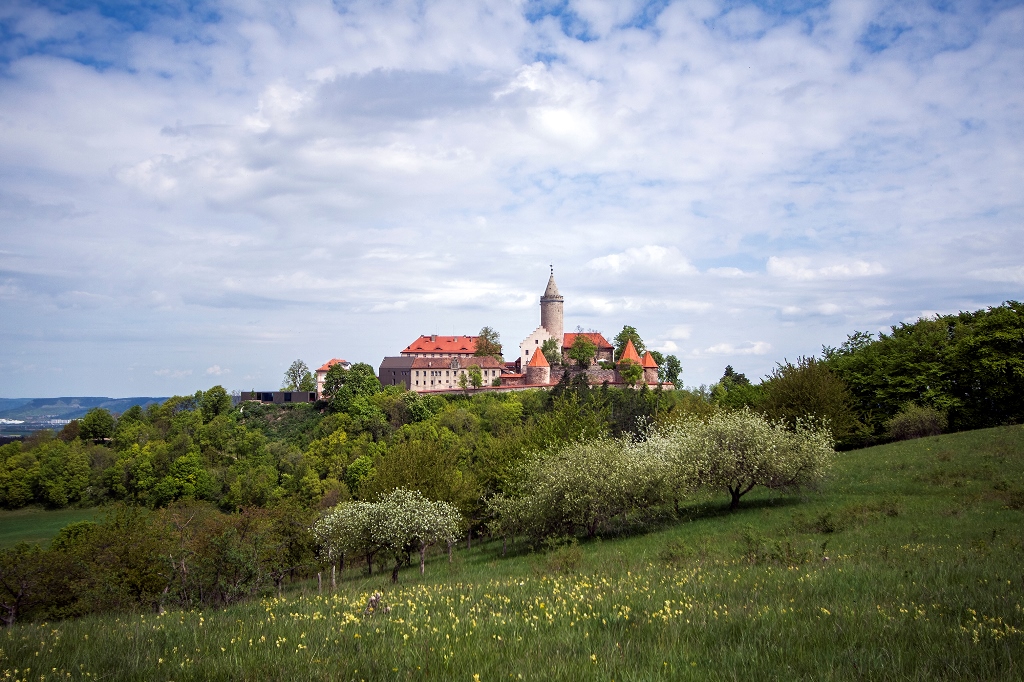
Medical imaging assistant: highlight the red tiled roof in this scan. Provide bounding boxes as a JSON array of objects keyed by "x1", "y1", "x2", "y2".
[
  {"x1": 563, "y1": 332, "x2": 613, "y2": 349},
  {"x1": 411, "y1": 356, "x2": 504, "y2": 370},
  {"x1": 642, "y1": 351, "x2": 658, "y2": 369},
  {"x1": 401, "y1": 335, "x2": 478, "y2": 354},
  {"x1": 618, "y1": 339, "x2": 642, "y2": 365},
  {"x1": 317, "y1": 358, "x2": 348, "y2": 372},
  {"x1": 528, "y1": 349, "x2": 549, "y2": 367}
]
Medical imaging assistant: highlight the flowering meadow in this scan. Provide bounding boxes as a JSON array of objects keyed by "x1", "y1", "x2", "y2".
[{"x1": 2, "y1": 425, "x2": 1022, "y2": 680}]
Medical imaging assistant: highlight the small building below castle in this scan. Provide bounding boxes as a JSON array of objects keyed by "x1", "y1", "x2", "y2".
[{"x1": 316, "y1": 358, "x2": 351, "y2": 396}]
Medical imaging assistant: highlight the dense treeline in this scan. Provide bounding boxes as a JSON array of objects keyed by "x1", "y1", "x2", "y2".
[
  {"x1": 0, "y1": 373, "x2": 683, "y2": 518},
  {"x1": 711, "y1": 301, "x2": 1024, "y2": 447},
  {"x1": 823, "y1": 301, "x2": 1024, "y2": 435}
]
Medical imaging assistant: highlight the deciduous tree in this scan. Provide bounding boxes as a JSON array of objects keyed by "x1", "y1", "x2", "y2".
[
  {"x1": 282, "y1": 360, "x2": 316, "y2": 391},
  {"x1": 80, "y1": 408, "x2": 115, "y2": 441},
  {"x1": 660, "y1": 355, "x2": 682, "y2": 386},
  {"x1": 613, "y1": 326, "x2": 646, "y2": 359},
  {"x1": 474, "y1": 327, "x2": 503, "y2": 360},
  {"x1": 568, "y1": 334, "x2": 597, "y2": 368},
  {"x1": 665, "y1": 410, "x2": 834, "y2": 509}
]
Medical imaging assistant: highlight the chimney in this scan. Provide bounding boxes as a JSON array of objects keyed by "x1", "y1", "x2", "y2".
[{"x1": 431, "y1": 334, "x2": 437, "y2": 342}]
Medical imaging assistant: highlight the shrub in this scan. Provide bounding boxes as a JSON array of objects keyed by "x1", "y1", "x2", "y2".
[
  {"x1": 542, "y1": 538, "x2": 583, "y2": 574},
  {"x1": 886, "y1": 404, "x2": 947, "y2": 441},
  {"x1": 761, "y1": 356, "x2": 865, "y2": 446}
]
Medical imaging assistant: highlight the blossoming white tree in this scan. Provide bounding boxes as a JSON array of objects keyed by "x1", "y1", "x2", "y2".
[
  {"x1": 488, "y1": 436, "x2": 675, "y2": 543},
  {"x1": 313, "y1": 488, "x2": 461, "y2": 583},
  {"x1": 488, "y1": 409, "x2": 835, "y2": 546},
  {"x1": 662, "y1": 409, "x2": 835, "y2": 509}
]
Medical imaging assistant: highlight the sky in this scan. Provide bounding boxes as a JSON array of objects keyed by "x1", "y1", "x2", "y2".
[{"x1": 0, "y1": 0, "x2": 1022, "y2": 398}]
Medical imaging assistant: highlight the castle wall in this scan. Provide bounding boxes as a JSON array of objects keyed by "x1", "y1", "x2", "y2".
[{"x1": 525, "y1": 364, "x2": 551, "y2": 385}]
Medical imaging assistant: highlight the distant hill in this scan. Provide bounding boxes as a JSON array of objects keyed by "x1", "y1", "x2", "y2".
[
  {"x1": 0, "y1": 398, "x2": 33, "y2": 412},
  {"x1": 0, "y1": 397, "x2": 168, "y2": 422}
]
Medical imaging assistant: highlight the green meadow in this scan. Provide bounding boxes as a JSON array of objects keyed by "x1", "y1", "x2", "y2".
[
  {"x1": 3, "y1": 426, "x2": 1023, "y2": 681},
  {"x1": 0, "y1": 507, "x2": 102, "y2": 549}
]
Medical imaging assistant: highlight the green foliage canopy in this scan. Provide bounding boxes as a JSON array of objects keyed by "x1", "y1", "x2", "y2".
[
  {"x1": 568, "y1": 334, "x2": 597, "y2": 368},
  {"x1": 613, "y1": 325, "x2": 646, "y2": 360}
]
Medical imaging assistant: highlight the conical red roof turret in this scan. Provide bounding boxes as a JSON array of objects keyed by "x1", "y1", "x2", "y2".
[
  {"x1": 641, "y1": 351, "x2": 658, "y2": 369},
  {"x1": 618, "y1": 339, "x2": 642, "y2": 365},
  {"x1": 528, "y1": 348, "x2": 549, "y2": 367}
]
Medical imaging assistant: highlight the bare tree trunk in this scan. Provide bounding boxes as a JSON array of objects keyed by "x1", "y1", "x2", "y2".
[
  {"x1": 420, "y1": 544, "x2": 427, "y2": 574},
  {"x1": 331, "y1": 564, "x2": 336, "y2": 591},
  {"x1": 317, "y1": 572, "x2": 322, "y2": 594},
  {"x1": 391, "y1": 561, "x2": 400, "y2": 584},
  {"x1": 447, "y1": 540, "x2": 453, "y2": 563}
]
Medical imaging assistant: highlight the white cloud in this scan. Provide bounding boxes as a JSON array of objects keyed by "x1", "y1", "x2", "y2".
[
  {"x1": 700, "y1": 341, "x2": 772, "y2": 356},
  {"x1": 767, "y1": 257, "x2": 887, "y2": 281},
  {"x1": 706, "y1": 267, "x2": 753, "y2": 278},
  {"x1": 972, "y1": 266, "x2": 1024, "y2": 284},
  {"x1": 206, "y1": 365, "x2": 229, "y2": 375},
  {"x1": 587, "y1": 246, "x2": 698, "y2": 275},
  {"x1": 155, "y1": 369, "x2": 193, "y2": 378},
  {"x1": 0, "y1": 1, "x2": 1022, "y2": 394},
  {"x1": 664, "y1": 325, "x2": 692, "y2": 340}
]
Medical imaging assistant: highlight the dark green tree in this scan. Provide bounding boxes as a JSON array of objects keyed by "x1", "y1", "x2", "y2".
[
  {"x1": 824, "y1": 302, "x2": 1024, "y2": 434},
  {"x1": 468, "y1": 365, "x2": 484, "y2": 389},
  {"x1": 619, "y1": 360, "x2": 643, "y2": 387},
  {"x1": 568, "y1": 334, "x2": 597, "y2": 368},
  {"x1": 323, "y1": 363, "x2": 381, "y2": 413},
  {"x1": 761, "y1": 357, "x2": 864, "y2": 446},
  {"x1": 541, "y1": 338, "x2": 561, "y2": 365},
  {"x1": 200, "y1": 386, "x2": 232, "y2": 424},
  {"x1": 613, "y1": 326, "x2": 646, "y2": 360},
  {"x1": 80, "y1": 408, "x2": 115, "y2": 441},
  {"x1": 660, "y1": 355, "x2": 682, "y2": 386}
]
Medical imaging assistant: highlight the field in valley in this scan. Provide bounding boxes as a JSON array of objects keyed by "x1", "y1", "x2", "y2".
[
  {"x1": 2, "y1": 426, "x2": 1023, "y2": 680},
  {"x1": 0, "y1": 507, "x2": 103, "y2": 549}
]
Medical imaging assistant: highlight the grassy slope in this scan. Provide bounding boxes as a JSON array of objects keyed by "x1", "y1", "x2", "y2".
[
  {"x1": 3, "y1": 426, "x2": 1023, "y2": 681},
  {"x1": 0, "y1": 507, "x2": 102, "y2": 548}
]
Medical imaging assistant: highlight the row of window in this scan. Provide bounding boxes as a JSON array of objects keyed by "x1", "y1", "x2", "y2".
[
  {"x1": 413, "y1": 369, "x2": 498, "y2": 377},
  {"x1": 413, "y1": 368, "x2": 499, "y2": 387}
]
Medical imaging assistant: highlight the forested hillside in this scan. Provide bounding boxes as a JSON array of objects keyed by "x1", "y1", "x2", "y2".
[{"x1": 0, "y1": 302, "x2": 1021, "y2": 627}]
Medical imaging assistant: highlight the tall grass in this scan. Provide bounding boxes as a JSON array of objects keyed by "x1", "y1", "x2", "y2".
[{"x1": 2, "y1": 426, "x2": 1022, "y2": 680}]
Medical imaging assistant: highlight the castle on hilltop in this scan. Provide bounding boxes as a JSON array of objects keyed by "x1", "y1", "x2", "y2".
[{"x1": 377, "y1": 269, "x2": 667, "y2": 393}]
